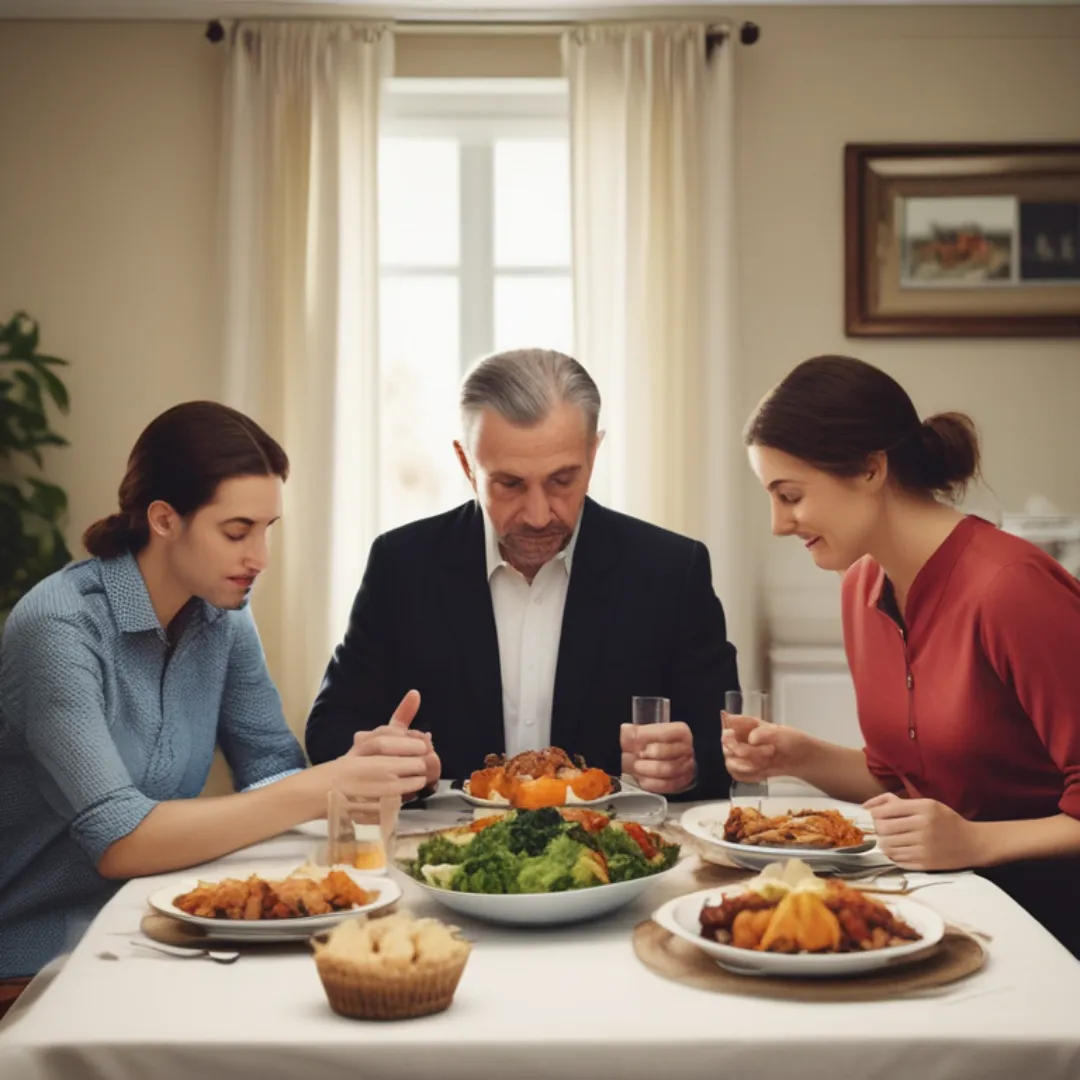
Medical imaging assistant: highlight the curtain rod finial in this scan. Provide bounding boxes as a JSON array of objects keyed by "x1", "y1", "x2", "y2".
[
  {"x1": 205, "y1": 19, "x2": 225, "y2": 44},
  {"x1": 739, "y1": 22, "x2": 761, "y2": 46}
]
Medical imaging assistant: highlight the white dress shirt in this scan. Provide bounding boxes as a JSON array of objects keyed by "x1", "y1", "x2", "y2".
[{"x1": 484, "y1": 512, "x2": 582, "y2": 759}]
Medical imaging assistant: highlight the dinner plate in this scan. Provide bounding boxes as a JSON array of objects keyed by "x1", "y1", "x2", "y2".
[
  {"x1": 453, "y1": 774, "x2": 620, "y2": 807},
  {"x1": 449, "y1": 777, "x2": 669, "y2": 820},
  {"x1": 680, "y1": 799, "x2": 892, "y2": 872},
  {"x1": 408, "y1": 863, "x2": 682, "y2": 927},
  {"x1": 651, "y1": 885, "x2": 945, "y2": 978},
  {"x1": 148, "y1": 866, "x2": 401, "y2": 942}
]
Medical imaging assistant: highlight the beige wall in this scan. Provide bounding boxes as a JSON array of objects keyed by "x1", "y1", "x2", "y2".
[
  {"x1": 2, "y1": 9, "x2": 1079, "y2": 748},
  {"x1": 0, "y1": 21, "x2": 229, "y2": 790},
  {"x1": 0, "y1": 21, "x2": 224, "y2": 561},
  {"x1": 730, "y1": 5, "x2": 1080, "y2": 646}
]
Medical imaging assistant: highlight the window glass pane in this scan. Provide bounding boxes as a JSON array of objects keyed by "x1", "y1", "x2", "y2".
[
  {"x1": 494, "y1": 139, "x2": 571, "y2": 268},
  {"x1": 493, "y1": 275, "x2": 574, "y2": 355},
  {"x1": 379, "y1": 275, "x2": 471, "y2": 531},
  {"x1": 379, "y1": 138, "x2": 459, "y2": 267}
]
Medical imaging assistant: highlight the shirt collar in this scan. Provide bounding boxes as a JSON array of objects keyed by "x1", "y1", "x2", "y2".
[
  {"x1": 482, "y1": 506, "x2": 583, "y2": 582},
  {"x1": 867, "y1": 514, "x2": 984, "y2": 614},
  {"x1": 100, "y1": 551, "x2": 227, "y2": 635}
]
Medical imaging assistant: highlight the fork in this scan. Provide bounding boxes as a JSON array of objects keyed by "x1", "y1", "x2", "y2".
[{"x1": 130, "y1": 939, "x2": 240, "y2": 964}]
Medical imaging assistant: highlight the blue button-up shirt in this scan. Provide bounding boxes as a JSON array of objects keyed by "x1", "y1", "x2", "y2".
[{"x1": 0, "y1": 554, "x2": 305, "y2": 977}]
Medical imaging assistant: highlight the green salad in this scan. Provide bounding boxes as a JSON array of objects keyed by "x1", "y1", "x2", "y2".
[{"x1": 404, "y1": 807, "x2": 680, "y2": 895}]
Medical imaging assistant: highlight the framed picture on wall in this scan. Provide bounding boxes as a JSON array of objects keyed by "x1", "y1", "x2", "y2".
[{"x1": 844, "y1": 143, "x2": 1080, "y2": 337}]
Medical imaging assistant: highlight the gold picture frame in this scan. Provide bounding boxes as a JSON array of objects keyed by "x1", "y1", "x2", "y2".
[{"x1": 845, "y1": 143, "x2": 1080, "y2": 337}]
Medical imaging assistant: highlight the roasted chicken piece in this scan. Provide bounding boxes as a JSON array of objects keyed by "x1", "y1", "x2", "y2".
[
  {"x1": 174, "y1": 872, "x2": 376, "y2": 921},
  {"x1": 822, "y1": 881, "x2": 920, "y2": 947},
  {"x1": 503, "y1": 747, "x2": 576, "y2": 780},
  {"x1": 699, "y1": 890, "x2": 776, "y2": 941},
  {"x1": 723, "y1": 807, "x2": 865, "y2": 849}
]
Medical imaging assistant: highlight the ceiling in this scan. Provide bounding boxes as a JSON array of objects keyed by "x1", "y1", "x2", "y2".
[{"x1": 1, "y1": 0, "x2": 1076, "y2": 18}]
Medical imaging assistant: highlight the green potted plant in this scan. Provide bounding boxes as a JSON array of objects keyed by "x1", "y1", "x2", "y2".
[{"x1": 0, "y1": 311, "x2": 72, "y2": 624}]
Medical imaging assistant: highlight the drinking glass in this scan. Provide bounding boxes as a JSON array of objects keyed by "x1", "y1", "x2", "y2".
[
  {"x1": 320, "y1": 790, "x2": 399, "y2": 872},
  {"x1": 624, "y1": 696, "x2": 670, "y2": 789},
  {"x1": 723, "y1": 689, "x2": 771, "y2": 805},
  {"x1": 632, "y1": 696, "x2": 671, "y2": 727}
]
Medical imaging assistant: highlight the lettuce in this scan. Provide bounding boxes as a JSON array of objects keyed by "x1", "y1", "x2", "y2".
[{"x1": 453, "y1": 846, "x2": 521, "y2": 894}]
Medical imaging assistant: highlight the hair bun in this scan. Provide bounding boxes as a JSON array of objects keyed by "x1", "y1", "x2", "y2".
[
  {"x1": 919, "y1": 412, "x2": 980, "y2": 499},
  {"x1": 82, "y1": 510, "x2": 141, "y2": 560}
]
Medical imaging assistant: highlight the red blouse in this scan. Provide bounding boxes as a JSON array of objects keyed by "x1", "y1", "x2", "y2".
[{"x1": 842, "y1": 515, "x2": 1080, "y2": 822}]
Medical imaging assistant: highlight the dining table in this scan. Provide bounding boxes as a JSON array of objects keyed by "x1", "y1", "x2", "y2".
[{"x1": 1, "y1": 796, "x2": 1079, "y2": 1080}]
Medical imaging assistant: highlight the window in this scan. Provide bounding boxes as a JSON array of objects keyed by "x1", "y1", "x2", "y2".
[{"x1": 377, "y1": 79, "x2": 572, "y2": 533}]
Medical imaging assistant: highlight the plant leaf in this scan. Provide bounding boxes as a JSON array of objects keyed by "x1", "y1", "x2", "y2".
[
  {"x1": 25, "y1": 478, "x2": 68, "y2": 518},
  {"x1": 26, "y1": 359, "x2": 70, "y2": 412}
]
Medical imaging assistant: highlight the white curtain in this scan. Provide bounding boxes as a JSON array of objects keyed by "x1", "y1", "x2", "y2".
[
  {"x1": 220, "y1": 21, "x2": 389, "y2": 733},
  {"x1": 565, "y1": 24, "x2": 758, "y2": 683}
]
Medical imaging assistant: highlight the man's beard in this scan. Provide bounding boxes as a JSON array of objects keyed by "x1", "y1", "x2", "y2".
[{"x1": 501, "y1": 525, "x2": 572, "y2": 567}]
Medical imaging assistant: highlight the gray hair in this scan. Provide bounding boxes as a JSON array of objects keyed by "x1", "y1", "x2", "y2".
[{"x1": 459, "y1": 349, "x2": 601, "y2": 445}]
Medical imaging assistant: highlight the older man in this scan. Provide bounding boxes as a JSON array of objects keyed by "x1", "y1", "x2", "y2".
[{"x1": 306, "y1": 349, "x2": 739, "y2": 799}]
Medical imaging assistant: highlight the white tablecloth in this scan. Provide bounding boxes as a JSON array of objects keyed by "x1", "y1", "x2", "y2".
[{"x1": 2, "y1": 803, "x2": 1079, "y2": 1080}]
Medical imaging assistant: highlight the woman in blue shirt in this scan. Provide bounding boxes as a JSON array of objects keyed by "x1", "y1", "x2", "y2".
[{"x1": 0, "y1": 401, "x2": 436, "y2": 991}]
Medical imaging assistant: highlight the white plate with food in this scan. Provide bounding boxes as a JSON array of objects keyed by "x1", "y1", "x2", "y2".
[
  {"x1": 651, "y1": 862, "x2": 945, "y2": 978},
  {"x1": 148, "y1": 865, "x2": 401, "y2": 942},
  {"x1": 400, "y1": 806, "x2": 682, "y2": 926},
  {"x1": 454, "y1": 747, "x2": 665, "y2": 815},
  {"x1": 680, "y1": 799, "x2": 890, "y2": 872}
]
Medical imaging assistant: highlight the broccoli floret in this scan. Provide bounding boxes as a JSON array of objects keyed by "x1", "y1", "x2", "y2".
[
  {"x1": 605, "y1": 851, "x2": 650, "y2": 882},
  {"x1": 560, "y1": 822, "x2": 601, "y2": 851},
  {"x1": 414, "y1": 833, "x2": 469, "y2": 868},
  {"x1": 505, "y1": 807, "x2": 564, "y2": 856},
  {"x1": 596, "y1": 824, "x2": 645, "y2": 861},
  {"x1": 466, "y1": 818, "x2": 514, "y2": 855},
  {"x1": 516, "y1": 833, "x2": 585, "y2": 892},
  {"x1": 652, "y1": 839, "x2": 680, "y2": 872}
]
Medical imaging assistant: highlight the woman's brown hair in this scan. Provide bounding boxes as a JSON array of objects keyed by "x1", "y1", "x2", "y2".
[
  {"x1": 83, "y1": 401, "x2": 289, "y2": 560},
  {"x1": 743, "y1": 355, "x2": 980, "y2": 500}
]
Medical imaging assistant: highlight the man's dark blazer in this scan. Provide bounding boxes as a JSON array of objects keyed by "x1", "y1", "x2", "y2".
[{"x1": 305, "y1": 498, "x2": 739, "y2": 799}]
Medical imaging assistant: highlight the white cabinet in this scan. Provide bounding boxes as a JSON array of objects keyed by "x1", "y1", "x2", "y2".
[{"x1": 769, "y1": 646, "x2": 861, "y2": 749}]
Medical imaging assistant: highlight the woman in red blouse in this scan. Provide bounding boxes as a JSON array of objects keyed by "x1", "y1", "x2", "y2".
[{"x1": 723, "y1": 354, "x2": 1080, "y2": 957}]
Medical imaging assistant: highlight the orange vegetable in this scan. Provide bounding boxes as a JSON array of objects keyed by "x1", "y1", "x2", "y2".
[
  {"x1": 568, "y1": 768, "x2": 613, "y2": 802},
  {"x1": 621, "y1": 822, "x2": 659, "y2": 860},
  {"x1": 511, "y1": 777, "x2": 569, "y2": 810},
  {"x1": 469, "y1": 815, "x2": 506, "y2": 833}
]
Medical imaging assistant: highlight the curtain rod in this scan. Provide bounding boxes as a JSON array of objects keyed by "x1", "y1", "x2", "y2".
[{"x1": 203, "y1": 18, "x2": 760, "y2": 51}]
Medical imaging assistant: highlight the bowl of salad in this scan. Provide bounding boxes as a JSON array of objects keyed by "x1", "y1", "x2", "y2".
[{"x1": 399, "y1": 807, "x2": 681, "y2": 926}]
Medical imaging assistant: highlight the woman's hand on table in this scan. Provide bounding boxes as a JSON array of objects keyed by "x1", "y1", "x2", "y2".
[{"x1": 864, "y1": 792, "x2": 985, "y2": 870}]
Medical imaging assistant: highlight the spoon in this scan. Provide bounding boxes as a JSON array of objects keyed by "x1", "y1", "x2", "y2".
[{"x1": 130, "y1": 939, "x2": 240, "y2": 964}]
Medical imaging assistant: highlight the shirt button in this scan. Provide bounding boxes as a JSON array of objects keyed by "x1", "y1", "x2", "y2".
[
  {"x1": 525, "y1": 718, "x2": 535, "y2": 726},
  {"x1": 533, "y1": 596, "x2": 542, "y2": 605}
]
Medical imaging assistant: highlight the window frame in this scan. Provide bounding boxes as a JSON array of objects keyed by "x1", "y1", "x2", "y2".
[{"x1": 379, "y1": 77, "x2": 571, "y2": 372}]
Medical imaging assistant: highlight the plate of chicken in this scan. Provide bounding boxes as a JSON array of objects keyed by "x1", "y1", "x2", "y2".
[
  {"x1": 457, "y1": 747, "x2": 621, "y2": 809},
  {"x1": 680, "y1": 799, "x2": 887, "y2": 872},
  {"x1": 148, "y1": 864, "x2": 400, "y2": 941},
  {"x1": 651, "y1": 858, "x2": 942, "y2": 977}
]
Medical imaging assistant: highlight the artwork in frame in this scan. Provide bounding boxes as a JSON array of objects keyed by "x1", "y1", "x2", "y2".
[{"x1": 844, "y1": 143, "x2": 1080, "y2": 338}]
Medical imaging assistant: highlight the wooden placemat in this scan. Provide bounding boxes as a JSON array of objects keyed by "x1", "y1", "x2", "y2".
[
  {"x1": 141, "y1": 913, "x2": 210, "y2": 947},
  {"x1": 632, "y1": 920, "x2": 987, "y2": 1002}
]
